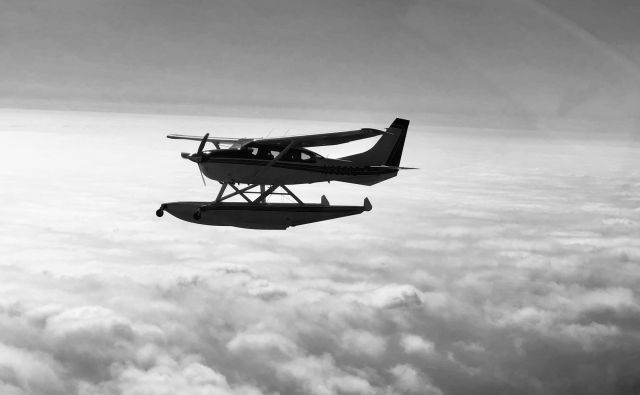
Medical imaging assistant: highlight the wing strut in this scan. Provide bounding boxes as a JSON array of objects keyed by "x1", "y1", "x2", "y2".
[{"x1": 251, "y1": 141, "x2": 295, "y2": 179}]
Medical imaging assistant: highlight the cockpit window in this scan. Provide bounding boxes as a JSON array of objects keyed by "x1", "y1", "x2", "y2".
[
  {"x1": 282, "y1": 148, "x2": 318, "y2": 163},
  {"x1": 241, "y1": 143, "x2": 322, "y2": 162},
  {"x1": 246, "y1": 146, "x2": 276, "y2": 159},
  {"x1": 208, "y1": 148, "x2": 255, "y2": 159},
  {"x1": 283, "y1": 150, "x2": 301, "y2": 162}
]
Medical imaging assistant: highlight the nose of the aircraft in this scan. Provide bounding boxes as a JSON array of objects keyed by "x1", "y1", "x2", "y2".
[{"x1": 181, "y1": 152, "x2": 204, "y2": 163}]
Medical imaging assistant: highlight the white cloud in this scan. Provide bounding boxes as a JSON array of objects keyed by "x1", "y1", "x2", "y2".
[
  {"x1": 246, "y1": 280, "x2": 288, "y2": 301},
  {"x1": 277, "y1": 354, "x2": 374, "y2": 395},
  {"x1": 559, "y1": 323, "x2": 620, "y2": 351},
  {"x1": 114, "y1": 359, "x2": 263, "y2": 395},
  {"x1": 44, "y1": 306, "x2": 134, "y2": 339},
  {"x1": 1, "y1": 111, "x2": 640, "y2": 395},
  {"x1": 366, "y1": 285, "x2": 424, "y2": 310},
  {"x1": 389, "y1": 364, "x2": 442, "y2": 395},
  {"x1": 227, "y1": 331, "x2": 299, "y2": 359},
  {"x1": 400, "y1": 334, "x2": 435, "y2": 356},
  {"x1": 0, "y1": 343, "x2": 65, "y2": 395},
  {"x1": 575, "y1": 287, "x2": 637, "y2": 312},
  {"x1": 340, "y1": 330, "x2": 387, "y2": 358}
]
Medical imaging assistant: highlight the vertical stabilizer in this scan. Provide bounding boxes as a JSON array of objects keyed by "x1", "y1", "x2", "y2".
[{"x1": 341, "y1": 118, "x2": 409, "y2": 166}]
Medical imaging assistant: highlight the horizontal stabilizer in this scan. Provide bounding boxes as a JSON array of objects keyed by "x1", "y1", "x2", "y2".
[{"x1": 369, "y1": 165, "x2": 418, "y2": 170}]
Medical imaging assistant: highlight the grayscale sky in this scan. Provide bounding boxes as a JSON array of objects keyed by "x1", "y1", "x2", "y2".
[{"x1": 1, "y1": 0, "x2": 640, "y2": 130}]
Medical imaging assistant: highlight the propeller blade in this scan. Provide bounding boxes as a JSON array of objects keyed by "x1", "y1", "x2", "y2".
[
  {"x1": 199, "y1": 166, "x2": 206, "y2": 186},
  {"x1": 197, "y1": 133, "x2": 210, "y2": 155}
]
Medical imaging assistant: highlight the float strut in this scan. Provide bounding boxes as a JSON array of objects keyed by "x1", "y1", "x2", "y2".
[
  {"x1": 280, "y1": 185, "x2": 304, "y2": 205},
  {"x1": 215, "y1": 183, "x2": 228, "y2": 202},
  {"x1": 253, "y1": 185, "x2": 279, "y2": 204}
]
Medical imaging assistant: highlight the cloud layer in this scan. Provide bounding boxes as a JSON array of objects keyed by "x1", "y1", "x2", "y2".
[{"x1": 1, "y1": 110, "x2": 639, "y2": 394}]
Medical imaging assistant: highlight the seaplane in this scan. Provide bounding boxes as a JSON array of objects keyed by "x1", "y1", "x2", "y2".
[{"x1": 156, "y1": 118, "x2": 411, "y2": 229}]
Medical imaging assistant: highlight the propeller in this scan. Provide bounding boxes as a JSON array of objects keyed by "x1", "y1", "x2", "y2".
[
  {"x1": 197, "y1": 133, "x2": 209, "y2": 186},
  {"x1": 180, "y1": 133, "x2": 210, "y2": 186},
  {"x1": 197, "y1": 133, "x2": 209, "y2": 155},
  {"x1": 181, "y1": 133, "x2": 210, "y2": 163},
  {"x1": 199, "y1": 167, "x2": 206, "y2": 186}
]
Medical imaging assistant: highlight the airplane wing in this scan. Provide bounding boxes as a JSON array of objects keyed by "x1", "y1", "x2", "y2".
[
  {"x1": 168, "y1": 128, "x2": 382, "y2": 149},
  {"x1": 167, "y1": 134, "x2": 253, "y2": 148},
  {"x1": 167, "y1": 134, "x2": 245, "y2": 144},
  {"x1": 244, "y1": 128, "x2": 383, "y2": 148}
]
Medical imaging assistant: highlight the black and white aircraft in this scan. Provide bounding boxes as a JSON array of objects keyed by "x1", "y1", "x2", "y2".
[{"x1": 157, "y1": 118, "x2": 412, "y2": 229}]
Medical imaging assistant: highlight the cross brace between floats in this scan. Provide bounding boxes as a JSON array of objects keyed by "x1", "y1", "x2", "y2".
[{"x1": 212, "y1": 182, "x2": 305, "y2": 205}]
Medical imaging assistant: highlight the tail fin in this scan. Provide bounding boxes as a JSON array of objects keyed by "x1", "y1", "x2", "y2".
[{"x1": 341, "y1": 118, "x2": 409, "y2": 166}]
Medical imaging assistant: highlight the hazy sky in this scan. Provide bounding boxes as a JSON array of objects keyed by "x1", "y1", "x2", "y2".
[{"x1": 1, "y1": 0, "x2": 639, "y2": 130}]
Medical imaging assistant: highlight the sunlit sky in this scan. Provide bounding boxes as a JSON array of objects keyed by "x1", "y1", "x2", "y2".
[{"x1": 1, "y1": 0, "x2": 639, "y2": 130}]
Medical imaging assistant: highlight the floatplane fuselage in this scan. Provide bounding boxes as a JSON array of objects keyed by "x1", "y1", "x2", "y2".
[
  {"x1": 157, "y1": 118, "x2": 412, "y2": 229},
  {"x1": 195, "y1": 144, "x2": 399, "y2": 186}
]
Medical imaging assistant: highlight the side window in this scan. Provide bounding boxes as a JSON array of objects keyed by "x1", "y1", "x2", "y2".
[
  {"x1": 301, "y1": 152, "x2": 311, "y2": 161},
  {"x1": 284, "y1": 150, "x2": 301, "y2": 162},
  {"x1": 256, "y1": 147, "x2": 274, "y2": 159}
]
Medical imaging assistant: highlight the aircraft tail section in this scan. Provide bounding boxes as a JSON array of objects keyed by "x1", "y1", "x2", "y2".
[{"x1": 341, "y1": 118, "x2": 409, "y2": 166}]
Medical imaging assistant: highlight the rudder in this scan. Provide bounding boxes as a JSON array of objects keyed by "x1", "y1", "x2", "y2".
[
  {"x1": 385, "y1": 118, "x2": 409, "y2": 166},
  {"x1": 340, "y1": 118, "x2": 410, "y2": 166}
]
